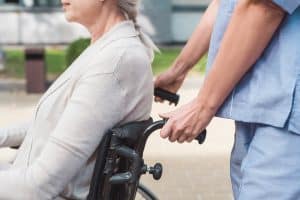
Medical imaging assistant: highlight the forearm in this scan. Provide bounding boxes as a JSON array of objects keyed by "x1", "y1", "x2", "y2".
[
  {"x1": 0, "y1": 139, "x2": 89, "y2": 199},
  {"x1": 198, "y1": 0, "x2": 286, "y2": 112},
  {"x1": 0, "y1": 121, "x2": 31, "y2": 148},
  {"x1": 172, "y1": 0, "x2": 220, "y2": 75}
]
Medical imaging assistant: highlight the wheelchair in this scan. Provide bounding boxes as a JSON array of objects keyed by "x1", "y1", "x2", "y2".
[{"x1": 87, "y1": 88, "x2": 207, "y2": 200}]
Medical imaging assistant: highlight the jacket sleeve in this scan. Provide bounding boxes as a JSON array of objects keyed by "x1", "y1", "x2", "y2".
[
  {"x1": 0, "y1": 72, "x2": 125, "y2": 200},
  {"x1": 0, "y1": 121, "x2": 31, "y2": 148},
  {"x1": 272, "y1": 0, "x2": 300, "y2": 14}
]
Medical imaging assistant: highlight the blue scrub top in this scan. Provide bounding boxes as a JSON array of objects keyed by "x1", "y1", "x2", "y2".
[{"x1": 206, "y1": 0, "x2": 300, "y2": 133}]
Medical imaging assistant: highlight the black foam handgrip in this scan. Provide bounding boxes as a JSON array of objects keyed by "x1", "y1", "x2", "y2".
[
  {"x1": 154, "y1": 88, "x2": 180, "y2": 106},
  {"x1": 195, "y1": 130, "x2": 206, "y2": 144}
]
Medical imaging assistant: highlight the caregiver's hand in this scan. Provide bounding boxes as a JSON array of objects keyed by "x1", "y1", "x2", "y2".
[
  {"x1": 159, "y1": 97, "x2": 215, "y2": 143},
  {"x1": 154, "y1": 67, "x2": 187, "y2": 103}
]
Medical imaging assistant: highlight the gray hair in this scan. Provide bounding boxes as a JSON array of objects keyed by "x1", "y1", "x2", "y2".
[{"x1": 118, "y1": 0, "x2": 159, "y2": 61}]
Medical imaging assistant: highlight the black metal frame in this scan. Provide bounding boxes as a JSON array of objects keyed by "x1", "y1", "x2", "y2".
[
  {"x1": 87, "y1": 88, "x2": 206, "y2": 200},
  {"x1": 87, "y1": 118, "x2": 206, "y2": 200}
]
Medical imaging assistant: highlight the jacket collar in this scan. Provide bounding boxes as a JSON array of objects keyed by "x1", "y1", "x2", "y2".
[{"x1": 91, "y1": 20, "x2": 139, "y2": 50}]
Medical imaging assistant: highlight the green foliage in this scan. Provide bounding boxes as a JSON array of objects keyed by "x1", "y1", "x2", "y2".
[
  {"x1": 152, "y1": 48, "x2": 180, "y2": 74},
  {"x1": 4, "y1": 48, "x2": 66, "y2": 78},
  {"x1": 46, "y1": 49, "x2": 66, "y2": 75},
  {"x1": 196, "y1": 54, "x2": 207, "y2": 73},
  {"x1": 152, "y1": 48, "x2": 207, "y2": 75},
  {"x1": 4, "y1": 49, "x2": 25, "y2": 78},
  {"x1": 3, "y1": 47, "x2": 207, "y2": 78},
  {"x1": 65, "y1": 38, "x2": 91, "y2": 67}
]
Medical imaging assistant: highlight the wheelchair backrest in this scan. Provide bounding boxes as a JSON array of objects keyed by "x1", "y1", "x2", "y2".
[{"x1": 87, "y1": 118, "x2": 153, "y2": 200}]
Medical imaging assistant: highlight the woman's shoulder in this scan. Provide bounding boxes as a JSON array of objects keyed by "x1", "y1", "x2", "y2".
[
  {"x1": 115, "y1": 41, "x2": 152, "y2": 71},
  {"x1": 105, "y1": 36, "x2": 150, "y2": 64},
  {"x1": 86, "y1": 38, "x2": 151, "y2": 76}
]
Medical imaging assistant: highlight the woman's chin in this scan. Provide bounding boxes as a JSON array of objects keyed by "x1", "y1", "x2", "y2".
[{"x1": 64, "y1": 13, "x2": 76, "y2": 22}]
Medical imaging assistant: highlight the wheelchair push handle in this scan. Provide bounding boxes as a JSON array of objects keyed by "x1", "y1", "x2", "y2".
[
  {"x1": 153, "y1": 88, "x2": 207, "y2": 144},
  {"x1": 154, "y1": 88, "x2": 180, "y2": 106}
]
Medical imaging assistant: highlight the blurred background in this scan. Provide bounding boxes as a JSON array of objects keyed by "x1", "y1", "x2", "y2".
[{"x1": 0, "y1": 0, "x2": 234, "y2": 199}]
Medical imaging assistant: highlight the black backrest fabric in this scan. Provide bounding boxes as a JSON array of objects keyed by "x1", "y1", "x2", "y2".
[
  {"x1": 87, "y1": 132, "x2": 112, "y2": 200},
  {"x1": 87, "y1": 118, "x2": 153, "y2": 200}
]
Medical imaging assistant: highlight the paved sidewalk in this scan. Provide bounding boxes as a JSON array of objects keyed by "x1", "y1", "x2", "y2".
[{"x1": 0, "y1": 76, "x2": 235, "y2": 200}]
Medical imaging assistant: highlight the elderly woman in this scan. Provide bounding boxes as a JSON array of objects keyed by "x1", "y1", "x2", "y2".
[{"x1": 0, "y1": 0, "x2": 155, "y2": 199}]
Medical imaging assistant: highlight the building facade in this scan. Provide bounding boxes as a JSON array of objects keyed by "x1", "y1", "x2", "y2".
[{"x1": 0, "y1": 0, "x2": 209, "y2": 45}]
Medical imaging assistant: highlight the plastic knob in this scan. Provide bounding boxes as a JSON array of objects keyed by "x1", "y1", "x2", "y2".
[{"x1": 149, "y1": 163, "x2": 163, "y2": 180}]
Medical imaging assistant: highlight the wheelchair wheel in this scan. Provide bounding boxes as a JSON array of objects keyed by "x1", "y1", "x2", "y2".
[{"x1": 135, "y1": 183, "x2": 158, "y2": 200}]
